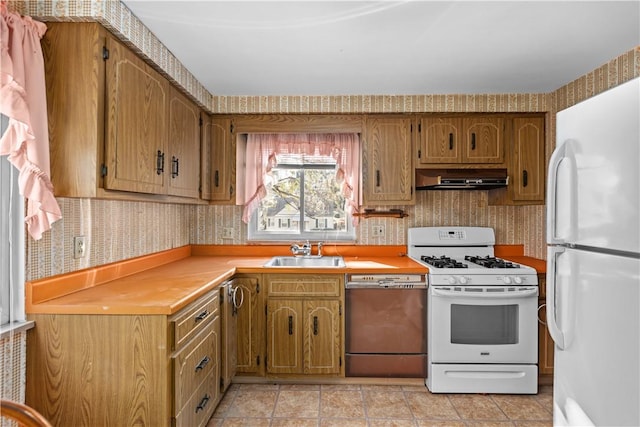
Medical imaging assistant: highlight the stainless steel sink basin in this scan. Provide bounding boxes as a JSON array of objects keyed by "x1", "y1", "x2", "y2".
[{"x1": 263, "y1": 256, "x2": 346, "y2": 268}]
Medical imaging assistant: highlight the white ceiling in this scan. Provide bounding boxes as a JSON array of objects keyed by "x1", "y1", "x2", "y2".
[{"x1": 122, "y1": 1, "x2": 640, "y2": 96}]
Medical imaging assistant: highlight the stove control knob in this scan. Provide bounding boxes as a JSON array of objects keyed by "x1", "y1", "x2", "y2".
[
  {"x1": 459, "y1": 276, "x2": 468, "y2": 284},
  {"x1": 447, "y1": 276, "x2": 457, "y2": 285},
  {"x1": 502, "y1": 276, "x2": 512, "y2": 284},
  {"x1": 513, "y1": 276, "x2": 523, "y2": 284}
]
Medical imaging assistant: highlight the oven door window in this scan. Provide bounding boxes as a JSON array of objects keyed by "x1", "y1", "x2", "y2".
[{"x1": 450, "y1": 304, "x2": 519, "y2": 345}]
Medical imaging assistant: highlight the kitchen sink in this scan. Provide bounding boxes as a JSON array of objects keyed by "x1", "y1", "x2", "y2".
[{"x1": 263, "y1": 256, "x2": 346, "y2": 268}]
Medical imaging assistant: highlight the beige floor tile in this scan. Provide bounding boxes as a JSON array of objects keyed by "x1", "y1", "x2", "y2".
[
  {"x1": 218, "y1": 418, "x2": 272, "y2": 426},
  {"x1": 514, "y1": 422, "x2": 553, "y2": 427},
  {"x1": 321, "y1": 383, "x2": 362, "y2": 391},
  {"x1": 274, "y1": 390, "x2": 320, "y2": 418},
  {"x1": 368, "y1": 418, "x2": 419, "y2": 426},
  {"x1": 320, "y1": 418, "x2": 368, "y2": 427},
  {"x1": 491, "y1": 395, "x2": 552, "y2": 421},
  {"x1": 225, "y1": 390, "x2": 278, "y2": 418},
  {"x1": 405, "y1": 391, "x2": 460, "y2": 420},
  {"x1": 364, "y1": 390, "x2": 413, "y2": 419},
  {"x1": 462, "y1": 422, "x2": 515, "y2": 427},
  {"x1": 448, "y1": 395, "x2": 508, "y2": 420},
  {"x1": 271, "y1": 418, "x2": 320, "y2": 427},
  {"x1": 416, "y1": 421, "x2": 466, "y2": 427},
  {"x1": 280, "y1": 384, "x2": 322, "y2": 391},
  {"x1": 320, "y1": 390, "x2": 365, "y2": 418}
]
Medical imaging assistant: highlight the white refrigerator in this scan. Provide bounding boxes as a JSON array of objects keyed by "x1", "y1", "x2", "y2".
[{"x1": 547, "y1": 77, "x2": 640, "y2": 426}]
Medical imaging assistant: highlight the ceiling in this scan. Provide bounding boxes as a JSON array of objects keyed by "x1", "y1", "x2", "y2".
[{"x1": 121, "y1": 1, "x2": 640, "y2": 96}]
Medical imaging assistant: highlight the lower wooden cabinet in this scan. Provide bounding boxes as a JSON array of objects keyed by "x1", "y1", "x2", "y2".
[
  {"x1": 234, "y1": 275, "x2": 264, "y2": 376},
  {"x1": 537, "y1": 275, "x2": 554, "y2": 381},
  {"x1": 26, "y1": 289, "x2": 221, "y2": 427},
  {"x1": 264, "y1": 274, "x2": 344, "y2": 377}
]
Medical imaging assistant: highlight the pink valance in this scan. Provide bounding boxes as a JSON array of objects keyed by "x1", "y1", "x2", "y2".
[
  {"x1": 0, "y1": 4, "x2": 61, "y2": 240},
  {"x1": 242, "y1": 133, "x2": 361, "y2": 225}
]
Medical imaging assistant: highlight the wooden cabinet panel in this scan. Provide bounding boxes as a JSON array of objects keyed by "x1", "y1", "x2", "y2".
[
  {"x1": 419, "y1": 117, "x2": 462, "y2": 163},
  {"x1": 267, "y1": 299, "x2": 303, "y2": 374},
  {"x1": 463, "y1": 117, "x2": 504, "y2": 163},
  {"x1": 201, "y1": 115, "x2": 235, "y2": 202},
  {"x1": 104, "y1": 36, "x2": 169, "y2": 194},
  {"x1": 27, "y1": 289, "x2": 222, "y2": 427},
  {"x1": 512, "y1": 117, "x2": 545, "y2": 201},
  {"x1": 168, "y1": 86, "x2": 201, "y2": 198},
  {"x1": 264, "y1": 274, "x2": 343, "y2": 377},
  {"x1": 417, "y1": 116, "x2": 504, "y2": 165},
  {"x1": 363, "y1": 116, "x2": 414, "y2": 205},
  {"x1": 234, "y1": 275, "x2": 263, "y2": 375},
  {"x1": 304, "y1": 300, "x2": 341, "y2": 375}
]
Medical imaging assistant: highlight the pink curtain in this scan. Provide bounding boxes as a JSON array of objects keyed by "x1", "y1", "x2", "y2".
[
  {"x1": 0, "y1": 4, "x2": 61, "y2": 240},
  {"x1": 242, "y1": 133, "x2": 361, "y2": 225}
]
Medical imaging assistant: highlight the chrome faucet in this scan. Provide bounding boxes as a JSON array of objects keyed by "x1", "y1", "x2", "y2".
[
  {"x1": 290, "y1": 240, "x2": 311, "y2": 256},
  {"x1": 290, "y1": 241, "x2": 323, "y2": 257}
]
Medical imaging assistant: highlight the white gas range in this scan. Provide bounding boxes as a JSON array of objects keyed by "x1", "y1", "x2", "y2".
[{"x1": 408, "y1": 226, "x2": 539, "y2": 394}]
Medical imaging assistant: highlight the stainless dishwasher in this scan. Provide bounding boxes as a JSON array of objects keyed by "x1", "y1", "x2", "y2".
[{"x1": 345, "y1": 274, "x2": 427, "y2": 377}]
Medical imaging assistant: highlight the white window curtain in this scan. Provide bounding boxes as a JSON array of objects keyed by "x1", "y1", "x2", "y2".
[
  {"x1": 0, "y1": 4, "x2": 61, "y2": 240},
  {"x1": 242, "y1": 133, "x2": 361, "y2": 225}
]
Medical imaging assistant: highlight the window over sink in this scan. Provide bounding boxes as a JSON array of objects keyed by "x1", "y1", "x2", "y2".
[{"x1": 242, "y1": 133, "x2": 359, "y2": 242}]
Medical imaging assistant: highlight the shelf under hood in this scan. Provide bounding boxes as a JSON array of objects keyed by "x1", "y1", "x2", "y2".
[{"x1": 416, "y1": 168, "x2": 508, "y2": 190}]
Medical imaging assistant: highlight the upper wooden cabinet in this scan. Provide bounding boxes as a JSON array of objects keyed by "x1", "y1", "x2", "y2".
[
  {"x1": 43, "y1": 23, "x2": 201, "y2": 201},
  {"x1": 489, "y1": 115, "x2": 545, "y2": 205},
  {"x1": 417, "y1": 116, "x2": 505, "y2": 166},
  {"x1": 167, "y1": 86, "x2": 201, "y2": 198},
  {"x1": 362, "y1": 115, "x2": 415, "y2": 205},
  {"x1": 201, "y1": 115, "x2": 235, "y2": 203}
]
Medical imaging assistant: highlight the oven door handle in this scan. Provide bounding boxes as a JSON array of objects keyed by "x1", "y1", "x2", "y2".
[{"x1": 431, "y1": 287, "x2": 538, "y2": 299}]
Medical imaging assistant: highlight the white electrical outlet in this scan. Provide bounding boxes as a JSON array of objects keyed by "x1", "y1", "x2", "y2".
[
  {"x1": 73, "y1": 236, "x2": 87, "y2": 259},
  {"x1": 222, "y1": 228, "x2": 234, "y2": 239},
  {"x1": 372, "y1": 225, "x2": 385, "y2": 237}
]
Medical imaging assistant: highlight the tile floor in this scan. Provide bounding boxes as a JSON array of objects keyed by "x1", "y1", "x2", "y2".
[{"x1": 207, "y1": 383, "x2": 553, "y2": 426}]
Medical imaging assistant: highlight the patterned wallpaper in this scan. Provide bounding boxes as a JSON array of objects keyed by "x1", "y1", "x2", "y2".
[{"x1": 13, "y1": 1, "x2": 640, "y2": 281}]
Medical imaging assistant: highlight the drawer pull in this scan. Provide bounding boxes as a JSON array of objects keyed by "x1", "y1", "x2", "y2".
[
  {"x1": 449, "y1": 133, "x2": 454, "y2": 150},
  {"x1": 195, "y1": 394, "x2": 210, "y2": 413},
  {"x1": 195, "y1": 356, "x2": 210, "y2": 372},
  {"x1": 288, "y1": 315, "x2": 293, "y2": 335},
  {"x1": 471, "y1": 133, "x2": 476, "y2": 150},
  {"x1": 313, "y1": 316, "x2": 318, "y2": 335},
  {"x1": 194, "y1": 310, "x2": 209, "y2": 322}
]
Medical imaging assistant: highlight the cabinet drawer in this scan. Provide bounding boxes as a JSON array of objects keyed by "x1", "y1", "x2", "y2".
[
  {"x1": 266, "y1": 275, "x2": 342, "y2": 297},
  {"x1": 172, "y1": 317, "x2": 219, "y2": 412},
  {"x1": 173, "y1": 373, "x2": 218, "y2": 427},
  {"x1": 170, "y1": 289, "x2": 219, "y2": 350}
]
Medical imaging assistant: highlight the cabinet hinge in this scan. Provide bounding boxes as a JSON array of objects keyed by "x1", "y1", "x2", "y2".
[
  {"x1": 102, "y1": 46, "x2": 109, "y2": 61},
  {"x1": 418, "y1": 123, "x2": 421, "y2": 132},
  {"x1": 257, "y1": 355, "x2": 260, "y2": 366},
  {"x1": 199, "y1": 117, "x2": 203, "y2": 126},
  {"x1": 256, "y1": 282, "x2": 260, "y2": 294},
  {"x1": 230, "y1": 123, "x2": 234, "y2": 133},
  {"x1": 410, "y1": 123, "x2": 413, "y2": 132},
  {"x1": 339, "y1": 303, "x2": 342, "y2": 316},
  {"x1": 265, "y1": 304, "x2": 267, "y2": 315},
  {"x1": 101, "y1": 164, "x2": 107, "y2": 177},
  {"x1": 418, "y1": 149, "x2": 421, "y2": 159},
  {"x1": 339, "y1": 356, "x2": 342, "y2": 367},
  {"x1": 219, "y1": 377, "x2": 224, "y2": 389}
]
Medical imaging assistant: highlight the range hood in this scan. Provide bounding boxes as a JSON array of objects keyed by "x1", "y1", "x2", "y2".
[{"x1": 416, "y1": 169, "x2": 508, "y2": 190}]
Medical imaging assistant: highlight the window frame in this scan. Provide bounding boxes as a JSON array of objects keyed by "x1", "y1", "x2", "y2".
[{"x1": 247, "y1": 162, "x2": 355, "y2": 242}]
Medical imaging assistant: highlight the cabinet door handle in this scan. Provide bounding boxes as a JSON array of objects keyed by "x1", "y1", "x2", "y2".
[
  {"x1": 471, "y1": 133, "x2": 476, "y2": 150},
  {"x1": 214, "y1": 170, "x2": 219, "y2": 187},
  {"x1": 376, "y1": 170, "x2": 380, "y2": 187},
  {"x1": 194, "y1": 310, "x2": 209, "y2": 322},
  {"x1": 522, "y1": 170, "x2": 528, "y2": 187},
  {"x1": 195, "y1": 394, "x2": 210, "y2": 413},
  {"x1": 449, "y1": 133, "x2": 454, "y2": 150},
  {"x1": 171, "y1": 156, "x2": 179, "y2": 178},
  {"x1": 156, "y1": 150, "x2": 165, "y2": 175},
  {"x1": 313, "y1": 316, "x2": 318, "y2": 335},
  {"x1": 288, "y1": 315, "x2": 293, "y2": 335},
  {"x1": 195, "y1": 355, "x2": 210, "y2": 372}
]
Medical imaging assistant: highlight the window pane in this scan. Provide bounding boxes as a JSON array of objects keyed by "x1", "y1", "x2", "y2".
[
  {"x1": 256, "y1": 169, "x2": 300, "y2": 233},
  {"x1": 303, "y1": 169, "x2": 346, "y2": 232}
]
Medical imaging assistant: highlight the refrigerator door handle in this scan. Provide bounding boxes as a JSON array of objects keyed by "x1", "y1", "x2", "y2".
[
  {"x1": 547, "y1": 139, "x2": 567, "y2": 244},
  {"x1": 546, "y1": 246, "x2": 566, "y2": 350}
]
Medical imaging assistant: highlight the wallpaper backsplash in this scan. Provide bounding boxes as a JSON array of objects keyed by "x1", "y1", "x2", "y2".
[{"x1": 15, "y1": 2, "x2": 639, "y2": 281}]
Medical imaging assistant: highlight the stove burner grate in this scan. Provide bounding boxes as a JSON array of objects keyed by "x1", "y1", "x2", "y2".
[
  {"x1": 420, "y1": 255, "x2": 468, "y2": 269},
  {"x1": 464, "y1": 255, "x2": 520, "y2": 269}
]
